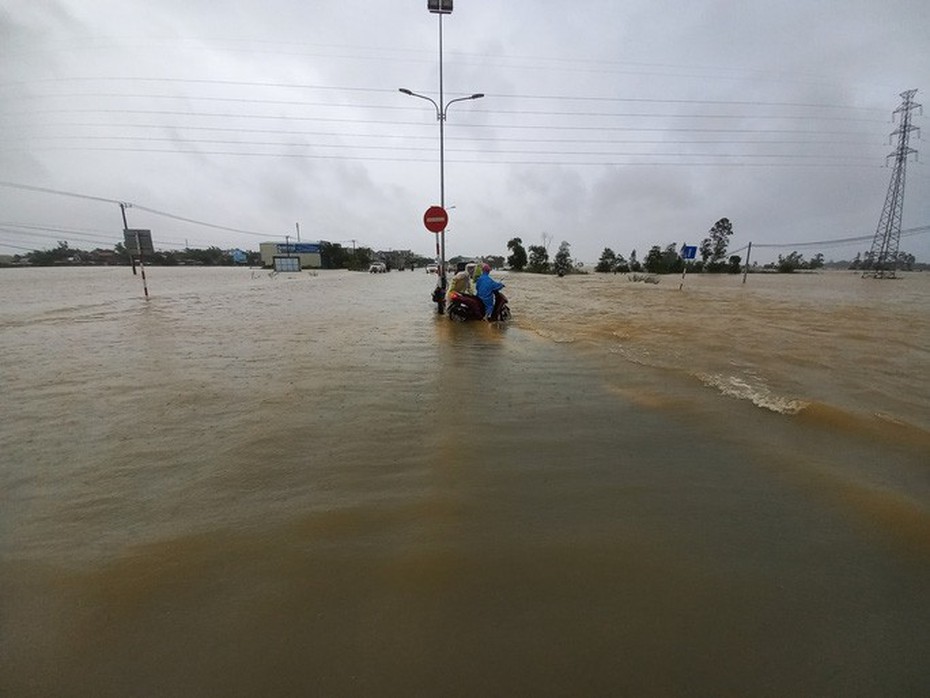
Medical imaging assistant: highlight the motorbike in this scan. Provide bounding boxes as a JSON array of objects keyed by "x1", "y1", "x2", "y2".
[{"x1": 446, "y1": 290, "x2": 511, "y2": 322}]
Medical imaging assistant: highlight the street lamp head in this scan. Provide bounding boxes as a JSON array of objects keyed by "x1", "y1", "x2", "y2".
[
  {"x1": 471, "y1": 93, "x2": 485, "y2": 99},
  {"x1": 399, "y1": 88, "x2": 413, "y2": 95}
]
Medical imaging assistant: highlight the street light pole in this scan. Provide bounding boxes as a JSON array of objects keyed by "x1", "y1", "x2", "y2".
[
  {"x1": 400, "y1": 90, "x2": 483, "y2": 302},
  {"x1": 401, "y1": 0, "x2": 483, "y2": 312}
]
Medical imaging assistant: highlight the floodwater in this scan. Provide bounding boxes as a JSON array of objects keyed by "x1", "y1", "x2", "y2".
[{"x1": 1, "y1": 266, "x2": 928, "y2": 696}]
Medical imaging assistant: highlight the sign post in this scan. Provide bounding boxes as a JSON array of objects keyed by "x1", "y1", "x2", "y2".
[
  {"x1": 423, "y1": 205, "x2": 448, "y2": 233},
  {"x1": 400, "y1": 1, "x2": 483, "y2": 313},
  {"x1": 424, "y1": 206, "x2": 448, "y2": 300},
  {"x1": 120, "y1": 203, "x2": 153, "y2": 299},
  {"x1": 680, "y1": 244, "x2": 697, "y2": 291}
]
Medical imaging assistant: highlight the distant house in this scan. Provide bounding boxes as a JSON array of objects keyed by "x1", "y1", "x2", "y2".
[
  {"x1": 259, "y1": 242, "x2": 322, "y2": 269},
  {"x1": 376, "y1": 249, "x2": 416, "y2": 271}
]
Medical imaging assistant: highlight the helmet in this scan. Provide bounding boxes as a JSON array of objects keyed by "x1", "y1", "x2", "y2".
[{"x1": 482, "y1": 263, "x2": 491, "y2": 273}]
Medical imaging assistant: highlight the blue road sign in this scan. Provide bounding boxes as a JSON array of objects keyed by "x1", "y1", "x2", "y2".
[{"x1": 682, "y1": 245, "x2": 698, "y2": 260}]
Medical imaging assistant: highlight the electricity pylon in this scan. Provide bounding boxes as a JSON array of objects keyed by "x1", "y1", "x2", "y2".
[{"x1": 863, "y1": 89, "x2": 921, "y2": 279}]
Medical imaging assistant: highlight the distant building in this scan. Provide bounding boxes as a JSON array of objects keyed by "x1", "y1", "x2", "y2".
[
  {"x1": 259, "y1": 242, "x2": 322, "y2": 269},
  {"x1": 376, "y1": 249, "x2": 416, "y2": 270}
]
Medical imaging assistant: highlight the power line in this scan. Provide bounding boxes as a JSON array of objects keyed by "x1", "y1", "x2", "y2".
[
  {"x1": 0, "y1": 181, "x2": 279, "y2": 239},
  {"x1": 0, "y1": 222, "x2": 187, "y2": 247},
  {"x1": 4, "y1": 108, "x2": 877, "y2": 135},
  {"x1": 0, "y1": 226, "x2": 115, "y2": 245},
  {"x1": 21, "y1": 123, "x2": 882, "y2": 146},
  {"x1": 10, "y1": 92, "x2": 887, "y2": 123},
  {"x1": 5, "y1": 76, "x2": 884, "y2": 112},
  {"x1": 0, "y1": 180, "x2": 120, "y2": 205},
  {"x1": 0, "y1": 32, "x2": 897, "y2": 100},
  {"x1": 0, "y1": 146, "x2": 883, "y2": 168},
  {"x1": 0, "y1": 240, "x2": 41, "y2": 252},
  {"x1": 3, "y1": 135, "x2": 879, "y2": 161},
  {"x1": 749, "y1": 224, "x2": 930, "y2": 249},
  {"x1": 131, "y1": 204, "x2": 280, "y2": 238}
]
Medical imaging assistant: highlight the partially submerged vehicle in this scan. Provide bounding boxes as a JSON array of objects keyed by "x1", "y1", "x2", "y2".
[{"x1": 447, "y1": 290, "x2": 510, "y2": 322}]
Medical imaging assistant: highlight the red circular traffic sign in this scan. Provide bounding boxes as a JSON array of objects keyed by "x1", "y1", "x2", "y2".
[{"x1": 423, "y1": 206, "x2": 448, "y2": 233}]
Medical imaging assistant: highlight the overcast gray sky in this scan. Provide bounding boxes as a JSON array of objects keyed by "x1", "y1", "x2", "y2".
[{"x1": 1, "y1": 0, "x2": 928, "y2": 264}]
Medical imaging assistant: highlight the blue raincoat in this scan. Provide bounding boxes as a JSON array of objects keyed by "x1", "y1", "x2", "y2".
[{"x1": 475, "y1": 272, "x2": 505, "y2": 316}]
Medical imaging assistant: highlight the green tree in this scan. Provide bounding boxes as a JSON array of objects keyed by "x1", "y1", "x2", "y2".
[
  {"x1": 777, "y1": 251, "x2": 804, "y2": 273},
  {"x1": 644, "y1": 245, "x2": 665, "y2": 274},
  {"x1": 643, "y1": 244, "x2": 684, "y2": 274},
  {"x1": 320, "y1": 241, "x2": 348, "y2": 269},
  {"x1": 595, "y1": 247, "x2": 617, "y2": 272},
  {"x1": 700, "y1": 218, "x2": 734, "y2": 271},
  {"x1": 663, "y1": 243, "x2": 683, "y2": 274},
  {"x1": 897, "y1": 251, "x2": 916, "y2": 271},
  {"x1": 809, "y1": 252, "x2": 825, "y2": 270},
  {"x1": 507, "y1": 237, "x2": 527, "y2": 271},
  {"x1": 27, "y1": 241, "x2": 73, "y2": 266},
  {"x1": 346, "y1": 247, "x2": 374, "y2": 271},
  {"x1": 553, "y1": 240, "x2": 573, "y2": 276},
  {"x1": 185, "y1": 246, "x2": 230, "y2": 266},
  {"x1": 699, "y1": 238, "x2": 713, "y2": 264},
  {"x1": 527, "y1": 245, "x2": 550, "y2": 274},
  {"x1": 629, "y1": 249, "x2": 641, "y2": 273}
]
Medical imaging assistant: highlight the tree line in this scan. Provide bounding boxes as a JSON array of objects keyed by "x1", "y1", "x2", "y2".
[
  {"x1": 3, "y1": 241, "x2": 263, "y2": 267},
  {"x1": 504, "y1": 218, "x2": 923, "y2": 275},
  {"x1": 506, "y1": 218, "x2": 741, "y2": 275},
  {"x1": 3, "y1": 240, "x2": 435, "y2": 271}
]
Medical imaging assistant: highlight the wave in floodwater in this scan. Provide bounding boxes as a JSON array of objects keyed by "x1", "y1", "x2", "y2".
[
  {"x1": 515, "y1": 270, "x2": 930, "y2": 432},
  {"x1": 696, "y1": 371, "x2": 808, "y2": 414}
]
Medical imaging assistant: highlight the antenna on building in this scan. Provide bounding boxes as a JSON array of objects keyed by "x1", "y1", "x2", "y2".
[{"x1": 863, "y1": 89, "x2": 922, "y2": 279}]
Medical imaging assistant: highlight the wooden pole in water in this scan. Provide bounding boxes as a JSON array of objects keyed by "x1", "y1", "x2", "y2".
[
  {"x1": 120, "y1": 202, "x2": 149, "y2": 299},
  {"x1": 136, "y1": 230, "x2": 149, "y2": 300},
  {"x1": 743, "y1": 241, "x2": 752, "y2": 284},
  {"x1": 120, "y1": 203, "x2": 136, "y2": 276},
  {"x1": 679, "y1": 241, "x2": 687, "y2": 291}
]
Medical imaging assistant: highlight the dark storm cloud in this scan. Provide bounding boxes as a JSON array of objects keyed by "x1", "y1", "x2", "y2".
[{"x1": 0, "y1": 0, "x2": 927, "y2": 262}]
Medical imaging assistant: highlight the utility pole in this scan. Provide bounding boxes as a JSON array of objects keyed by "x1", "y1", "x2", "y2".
[
  {"x1": 401, "y1": 0, "x2": 483, "y2": 313},
  {"x1": 742, "y1": 241, "x2": 752, "y2": 284},
  {"x1": 120, "y1": 203, "x2": 135, "y2": 275},
  {"x1": 120, "y1": 202, "x2": 149, "y2": 299},
  {"x1": 863, "y1": 89, "x2": 921, "y2": 279}
]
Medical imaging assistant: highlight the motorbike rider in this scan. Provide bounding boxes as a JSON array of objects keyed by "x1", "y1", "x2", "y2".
[
  {"x1": 475, "y1": 263, "x2": 505, "y2": 319},
  {"x1": 447, "y1": 262, "x2": 476, "y2": 301}
]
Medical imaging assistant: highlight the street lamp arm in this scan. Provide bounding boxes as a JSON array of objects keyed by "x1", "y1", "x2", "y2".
[
  {"x1": 444, "y1": 93, "x2": 485, "y2": 112},
  {"x1": 399, "y1": 87, "x2": 440, "y2": 117}
]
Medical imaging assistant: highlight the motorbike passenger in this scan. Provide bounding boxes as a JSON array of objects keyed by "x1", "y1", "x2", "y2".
[
  {"x1": 447, "y1": 262, "x2": 477, "y2": 301},
  {"x1": 475, "y1": 263, "x2": 505, "y2": 319}
]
